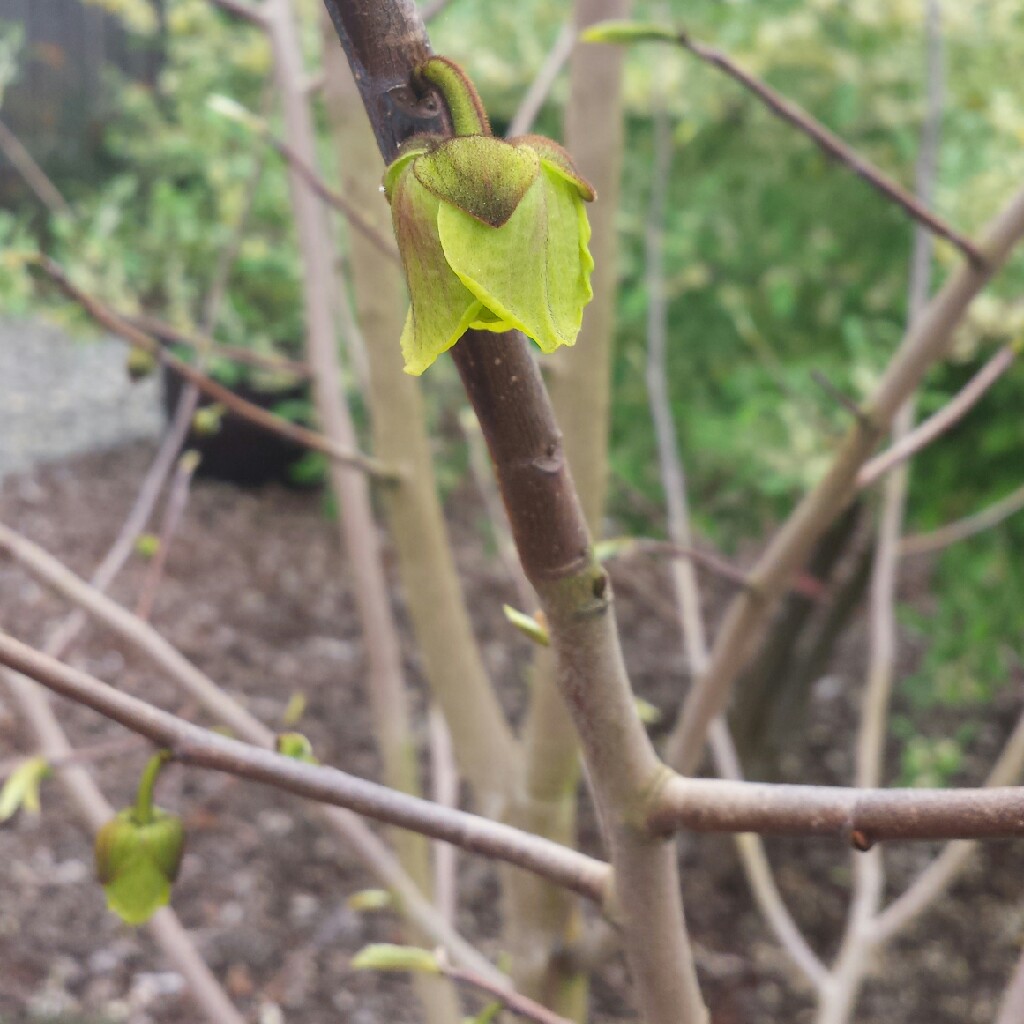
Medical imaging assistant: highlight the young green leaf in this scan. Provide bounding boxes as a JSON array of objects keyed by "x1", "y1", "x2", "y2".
[
  {"x1": 0, "y1": 756, "x2": 50, "y2": 821},
  {"x1": 275, "y1": 732, "x2": 318, "y2": 764},
  {"x1": 502, "y1": 604, "x2": 550, "y2": 646},
  {"x1": 580, "y1": 20, "x2": 678, "y2": 46},
  {"x1": 351, "y1": 944, "x2": 441, "y2": 975},
  {"x1": 347, "y1": 888, "x2": 394, "y2": 912}
]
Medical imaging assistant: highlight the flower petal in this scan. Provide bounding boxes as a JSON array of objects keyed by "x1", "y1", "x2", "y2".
[
  {"x1": 438, "y1": 169, "x2": 594, "y2": 355},
  {"x1": 390, "y1": 162, "x2": 483, "y2": 375},
  {"x1": 413, "y1": 136, "x2": 540, "y2": 228}
]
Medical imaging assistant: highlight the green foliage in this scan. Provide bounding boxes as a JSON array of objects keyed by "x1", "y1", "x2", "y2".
[{"x1": 0, "y1": 756, "x2": 50, "y2": 821}]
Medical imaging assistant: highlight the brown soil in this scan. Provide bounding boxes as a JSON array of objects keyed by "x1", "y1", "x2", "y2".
[{"x1": 0, "y1": 442, "x2": 1021, "y2": 1024}]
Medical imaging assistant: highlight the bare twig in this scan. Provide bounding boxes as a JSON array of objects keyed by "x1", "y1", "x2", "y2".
[
  {"x1": 0, "y1": 118, "x2": 72, "y2": 216},
  {"x1": 640, "y1": 62, "x2": 824, "y2": 993},
  {"x1": 667, "y1": 26, "x2": 984, "y2": 265},
  {"x1": 601, "y1": 537, "x2": 825, "y2": 600},
  {"x1": 506, "y1": 21, "x2": 575, "y2": 139},
  {"x1": 429, "y1": 704, "x2": 458, "y2": 925},
  {"x1": 441, "y1": 956, "x2": 574, "y2": 1024},
  {"x1": 131, "y1": 312, "x2": 312, "y2": 379},
  {"x1": 0, "y1": 628, "x2": 612, "y2": 905},
  {"x1": 857, "y1": 344, "x2": 1016, "y2": 489},
  {"x1": 900, "y1": 480, "x2": 1024, "y2": 556},
  {"x1": 0, "y1": 520, "x2": 503, "y2": 983},
  {"x1": 262, "y1": 131, "x2": 401, "y2": 261},
  {"x1": 36, "y1": 257, "x2": 395, "y2": 478},
  {"x1": 872, "y1": 702, "x2": 1024, "y2": 943},
  {"x1": 135, "y1": 452, "x2": 201, "y2": 622}
]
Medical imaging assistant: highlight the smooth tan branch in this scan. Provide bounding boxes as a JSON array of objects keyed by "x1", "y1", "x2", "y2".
[
  {"x1": 0, "y1": 629, "x2": 611, "y2": 906},
  {"x1": 648, "y1": 775, "x2": 1024, "y2": 846}
]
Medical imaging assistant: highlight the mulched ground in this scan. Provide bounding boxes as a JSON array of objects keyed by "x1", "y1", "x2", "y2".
[{"x1": 0, "y1": 442, "x2": 1021, "y2": 1024}]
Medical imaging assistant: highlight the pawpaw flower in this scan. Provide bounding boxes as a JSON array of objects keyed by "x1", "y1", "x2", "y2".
[
  {"x1": 384, "y1": 132, "x2": 596, "y2": 375},
  {"x1": 95, "y1": 806, "x2": 185, "y2": 925}
]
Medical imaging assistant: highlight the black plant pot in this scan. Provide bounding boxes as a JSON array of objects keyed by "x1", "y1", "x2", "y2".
[{"x1": 160, "y1": 362, "x2": 319, "y2": 490}]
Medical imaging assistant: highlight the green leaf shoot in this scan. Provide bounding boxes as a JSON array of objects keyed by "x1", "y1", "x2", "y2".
[
  {"x1": 351, "y1": 943, "x2": 441, "y2": 975},
  {"x1": 0, "y1": 756, "x2": 50, "y2": 821},
  {"x1": 502, "y1": 604, "x2": 550, "y2": 646},
  {"x1": 347, "y1": 888, "x2": 394, "y2": 912},
  {"x1": 580, "y1": 20, "x2": 678, "y2": 46}
]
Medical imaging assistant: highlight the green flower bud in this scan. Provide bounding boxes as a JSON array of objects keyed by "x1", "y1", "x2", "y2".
[
  {"x1": 275, "y1": 731, "x2": 318, "y2": 764},
  {"x1": 126, "y1": 348, "x2": 158, "y2": 382},
  {"x1": 94, "y1": 806, "x2": 185, "y2": 926},
  {"x1": 383, "y1": 58, "x2": 596, "y2": 375}
]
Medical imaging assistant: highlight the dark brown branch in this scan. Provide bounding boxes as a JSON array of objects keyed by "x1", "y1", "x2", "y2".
[
  {"x1": 36, "y1": 258, "x2": 396, "y2": 479},
  {"x1": 670, "y1": 28, "x2": 985, "y2": 266}
]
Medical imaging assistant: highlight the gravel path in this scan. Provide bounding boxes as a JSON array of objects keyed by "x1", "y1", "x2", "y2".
[{"x1": 0, "y1": 318, "x2": 161, "y2": 484}]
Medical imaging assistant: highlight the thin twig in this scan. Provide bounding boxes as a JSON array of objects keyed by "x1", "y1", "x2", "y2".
[
  {"x1": 441, "y1": 958, "x2": 574, "y2": 1024},
  {"x1": 857, "y1": 344, "x2": 1017, "y2": 489},
  {"x1": 0, "y1": 628, "x2": 612, "y2": 904},
  {"x1": 668, "y1": 26, "x2": 984, "y2": 265},
  {"x1": 36, "y1": 258, "x2": 396, "y2": 479},
  {"x1": 506, "y1": 22, "x2": 575, "y2": 139},
  {"x1": 871, "y1": 702, "x2": 1024, "y2": 943},
  {"x1": 602, "y1": 537, "x2": 825, "y2": 600},
  {"x1": 130, "y1": 314, "x2": 312, "y2": 379},
  {"x1": 0, "y1": 734, "x2": 144, "y2": 781},
  {"x1": 429, "y1": 704, "x2": 458, "y2": 926},
  {"x1": 1, "y1": 526, "x2": 502, "y2": 986},
  {"x1": 135, "y1": 451, "x2": 201, "y2": 622},
  {"x1": 819, "y1": 13, "x2": 942, "y2": 1016},
  {"x1": 900, "y1": 480, "x2": 1024, "y2": 556},
  {"x1": 0, "y1": 118, "x2": 72, "y2": 216},
  {"x1": 664, "y1": 177, "x2": 1024, "y2": 776},
  {"x1": 642, "y1": 78, "x2": 827, "y2": 991},
  {"x1": 262, "y1": 131, "x2": 401, "y2": 262}
]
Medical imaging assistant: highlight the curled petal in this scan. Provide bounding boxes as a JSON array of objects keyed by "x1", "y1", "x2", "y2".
[
  {"x1": 390, "y1": 162, "x2": 483, "y2": 375},
  {"x1": 513, "y1": 134, "x2": 596, "y2": 201},
  {"x1": 413, "y1": 136, "x2": 540, "y2": 227}
]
